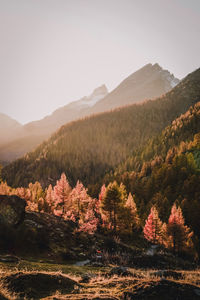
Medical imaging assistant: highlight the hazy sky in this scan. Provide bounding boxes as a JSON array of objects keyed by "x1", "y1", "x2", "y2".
[{"x1": 0, "y1": 0, "x2": 199, "y2": 124}]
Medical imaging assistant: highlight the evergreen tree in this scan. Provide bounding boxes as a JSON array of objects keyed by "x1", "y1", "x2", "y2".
[
  {"x1": 121, "y1": 193, "x2": 140, "y2": 233},
  {"x1": 143, "y1": 206, "x2": 163, "y2": 244},
  {"x1": 0, "y1": 181, "x2": 11, "y2": 195},
  {"x1": 53, "y1": 173, "x2": 71, "y2": 216},
  {"x1": 45, "y1": 184, "x2": 55, "y2": 213},
  {"x1": 167, "y1": 203, "x2": 193, "y2": 253},
  {"x1": 70, "y1": 180, "x2": 92, "y2": 218},
  {"x1": 101, "y1": 181, "x2": 126, "y2": 232}
]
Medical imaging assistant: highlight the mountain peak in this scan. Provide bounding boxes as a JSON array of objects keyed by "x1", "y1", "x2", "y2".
[
  {"x1": 91, "y1": 84, "x2": 108, "y2": 98},
  {"x1": 152, "y1": 63, "x2": 162, "y2": 70},
  {"x1": 88, "y1": 84, "x2": 108, "y2": 98},
  {"x1": 79, "y1": 84, "x2": 108, "y2": 107}
]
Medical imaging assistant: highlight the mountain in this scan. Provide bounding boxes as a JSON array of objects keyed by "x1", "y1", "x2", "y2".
[
  {"x1": 0, "y1": 63, "x2": 179, "y2": 163},
  {"x1": 2, "y1": 67, "x2": 199, "y2": 190},
  {"x1": 89, "y1": 63, "x2": 179, "y2": 114},
  {"x1": 0, "y1": 113, "x2": 22, "y2": 144},
  {"x1": 24, "y1": 84, "x2": 108, "y2": 137},
  {"x1": 0, "y1": 85, "x2": 108, "y2": 163}
]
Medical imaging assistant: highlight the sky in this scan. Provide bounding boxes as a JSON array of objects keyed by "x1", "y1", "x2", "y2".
[{"x1": 0, "y1": 0, "x2": 199, "y2": 124}]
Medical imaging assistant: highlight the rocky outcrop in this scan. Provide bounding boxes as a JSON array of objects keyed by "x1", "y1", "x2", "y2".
[
  {"x1": 0, "y1": 195, "x2": 26, "y2": 227},
  {"x1": 0, "y1": 195, "x2": 95, "y2": 260},
  {"x1": 22, "y1": 211, "x2": 77, "y2": 259}
]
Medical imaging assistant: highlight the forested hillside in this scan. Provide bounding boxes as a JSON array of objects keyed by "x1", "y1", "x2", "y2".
[
  {"x1": 114, "y1": 100, "x2": 200, "y2": 175},
  {"x1": 2, "y1": 102, "x2": 200, "y2": 259},
  {"x1": 107, "y1": 102, "x2": 200, "y2": 246},
  {"x1": 2, "y1": 68, "x2": 200, "y2": 191}
]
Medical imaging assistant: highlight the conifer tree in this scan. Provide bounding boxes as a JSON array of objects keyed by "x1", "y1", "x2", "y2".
[
  {"x1": 78, "y1": 208, "x2": 99, "y2": 234},
  {"x1": 125, "y1": 193, "x2": 140, "y2": 227},
  {"x1": 119, "y1": 193, "x2": 140, "y2": 234},
  {"x1": 143, "y1": 206, "x2": 163, "y2": 244},
  {"x1": 53, "y1": 173, "x2": 71, "y2": 216},
  {"x1": 28, "y1": 181, "x2": 43, "y2": 202},
  {"x1": 45, "y1": 184, "x2": 54, "y2": 213},
  {"x1": 0, "y1": 181, "x2": 11, "y2": 195},
  {"x1": 167, "y1": 203, "x2": 193, "y2": 253},
  {"x1": 101, "y1": 181, "x2": 126, "y2": 232},
  {"x1": 70, "y1": 180, "x2": 92, "y2": 218}
]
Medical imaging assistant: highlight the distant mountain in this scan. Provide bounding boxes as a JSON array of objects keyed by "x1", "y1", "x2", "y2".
[
  {"x1": 0, "y1": 63, "x2": 179, "y2": 163},
  {"x1": 0, "y1": 113, "x2": 22, "y2": 145},
  {"x1": 89, "y1": 63, "x2": 179, "y2": 114},
  {"x1": 0, "y1": 85, "x2": 108, "y2": 163},
  {"x1": 24, "y1": 84, "x2": 108, "y2": 137},
  {"x1": 2, "y1": 67, "x2": 199, "y2": 190}
]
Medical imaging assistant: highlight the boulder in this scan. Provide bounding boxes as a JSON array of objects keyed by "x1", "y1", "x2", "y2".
[
  {"x1": 21, "y1": 211, "x2": 76, "y2": 258},
  {"x1": 80, "y1": 273, "x2": 96, "y2": 283},
  {"x1": 0, "y1": 195, "x2": 26, "y2": 227}
]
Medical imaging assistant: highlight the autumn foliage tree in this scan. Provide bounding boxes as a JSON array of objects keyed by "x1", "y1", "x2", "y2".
[
  {"x1": 78, "y1": 207, "x2": 99, "y2": 234},
  {"x1": 45, "y1": 184, "x2": 54, "y2": 213},
  {"x1": 53, "y1": 173, "x2": 71, "y2": 217},
  {"x1": 70, "y1": 180, "x2": 92, "y2": 219},
  {"x1": 125, "y1": 193, "x2": 140, "y2": 230},
  {"x1": 143, "y1": 206, "x2": 163, "y2": 244},
  {"x1": 167, "y1": 203, "x2": 193, "y2": 253}
]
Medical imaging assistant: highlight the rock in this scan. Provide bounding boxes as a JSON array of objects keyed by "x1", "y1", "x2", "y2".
[
  {"x1": 89, "y1": 262, "x2": 104, "y2": 267},
  {"x1": 146, "y1": 245, "x2": 159, "y2": 256},
  {"x1": 80, "y1": 274, "x2": 91, "y2": 283},
  {"x1": 107, "y1": 266, "x2": 133, "y2": 277},
  {"x1": 4, "y1": 272, "x2": 79, "y2": 299},
  {"x1": 23, "y1": 211, "x2": 75, "y2": 256},
  {"x1": 0, "y1": 195, "x2": 26, "y2": 226},
  {"x1": 0, "y1": 255, "x2": 19, "y2": 263},
  {"x1": 75, "y1": 259, "x2": 90, "y2": 266},
  {"x1": 79, "y1": 273, "x2": 95, "y2": 283}
]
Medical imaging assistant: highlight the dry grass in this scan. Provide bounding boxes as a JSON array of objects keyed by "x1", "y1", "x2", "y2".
[
  {"x1": 0, "y1": 261, "x2": 200, "y2": 299},
  {"x1": 0, "y1": 280, "x2": 18, "y2": 300}
]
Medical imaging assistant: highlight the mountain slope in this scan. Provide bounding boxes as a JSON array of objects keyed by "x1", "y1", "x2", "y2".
[
  {"x1": 24, "y1": 84, "x2": 108, "y2": 137},
  {"x1": 0, "y1": 85, "x2": 108, "y2": 163},
  {"x1": 89, "y1": 63, "x2": 179, "y2": 114},
  {"x1": 2, "y1": 67, "x2": 200, "y2": 189},
  {"x1": 0, "y1": 64, "x2": 178, "y2": 163},
  {"x1": 110, "y1": 105, "x2": 200, "y2": 239},
  {"x1": 0, "y1": 113, "x2": 22, "y2": 145},
  {"x1": 114, "y1": 100, "x2": 200, "y2": 176}
]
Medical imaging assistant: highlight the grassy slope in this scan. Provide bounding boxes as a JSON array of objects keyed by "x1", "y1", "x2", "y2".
[{"x1": 0, "y1": 261, "x2": 200, "y2": 299}]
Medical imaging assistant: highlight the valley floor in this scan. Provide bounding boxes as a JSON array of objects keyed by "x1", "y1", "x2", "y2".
[{"x1": 0, "y1": 260, "x2": 200, "y2": 299}]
